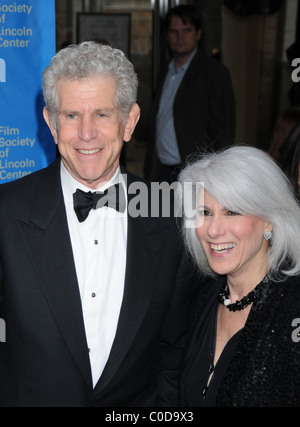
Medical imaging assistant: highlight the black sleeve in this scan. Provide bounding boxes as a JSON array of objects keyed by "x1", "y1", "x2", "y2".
[{"x1": 155, "y1": 252, "x2": 201, "y2": 406}]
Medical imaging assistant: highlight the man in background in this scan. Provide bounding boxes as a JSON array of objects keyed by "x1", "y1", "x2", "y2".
[{"x1": 144, "y1": 4, "x2": 235, "y2": 182}]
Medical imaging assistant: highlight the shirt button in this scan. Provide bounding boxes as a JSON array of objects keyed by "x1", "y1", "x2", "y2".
[
  {"x1": 91, "y1": 293, "x2": 96, "y2": 298},
  {"x1": 94, "y1": 240, "x2": 98, "y2": 245}
]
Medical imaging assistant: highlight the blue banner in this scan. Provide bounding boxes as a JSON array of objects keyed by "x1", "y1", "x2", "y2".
[{"x1": 0, "y1": 0, "x2": 56, "y2": 183}]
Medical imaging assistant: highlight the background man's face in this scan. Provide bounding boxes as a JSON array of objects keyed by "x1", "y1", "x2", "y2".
[{"x1": 167, "y1": 15, "x2": 201, "y2": 59}]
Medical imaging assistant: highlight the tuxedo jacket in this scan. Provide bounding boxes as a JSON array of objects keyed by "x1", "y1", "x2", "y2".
[
  {"x1": 0, "y1": 159, "x2": 199, "y2": 407},
  {"x1": 144, "y1": 48, "x2": 236, "y2": 179}
]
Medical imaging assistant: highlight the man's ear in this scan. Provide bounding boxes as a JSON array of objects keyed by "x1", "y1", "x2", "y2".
[
  {"x1": 123, "y1": 103, "x2": 140, "y2": 143},
  {"x1": 43, "y1": 107, "x2": 58, "y2": 145}
]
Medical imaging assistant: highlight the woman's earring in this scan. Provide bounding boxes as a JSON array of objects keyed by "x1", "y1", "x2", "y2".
[{"x1": 264, "y1": 230, "x2": 272, "y2": 241}]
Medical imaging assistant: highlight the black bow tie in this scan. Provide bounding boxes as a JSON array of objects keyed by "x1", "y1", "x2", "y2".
[{"x1": 73, "y1": 183, "x2": 126, "y2": 223}]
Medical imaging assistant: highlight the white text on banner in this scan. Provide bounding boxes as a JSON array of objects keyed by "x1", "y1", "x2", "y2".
[{"x1": 0, "y1": 0, "x2": 56, "y2": 183}]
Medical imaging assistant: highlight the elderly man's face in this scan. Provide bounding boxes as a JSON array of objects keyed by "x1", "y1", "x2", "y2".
[{"x1": 44, "y1": 75, "x2": 140, "y2": 189}]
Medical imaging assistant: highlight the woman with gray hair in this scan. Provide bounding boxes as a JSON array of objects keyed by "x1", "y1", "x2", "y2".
[{"x1": 171, "y1": 145, "x2": 300, "y2": 406}]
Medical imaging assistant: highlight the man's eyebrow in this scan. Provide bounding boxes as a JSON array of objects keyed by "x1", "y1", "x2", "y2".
[
  {"x1": 59, "y1": 109, "x2": 79, "y2": 116},
  {"x1": 94, "y1": 107, "x2": 116, "y2": 114},
  {"x1": 59, "y1": 107, "x2": 116, "y2": 115}
]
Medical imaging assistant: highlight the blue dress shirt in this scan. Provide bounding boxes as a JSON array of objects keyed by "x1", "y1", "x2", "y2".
[{"x1": 155, "y1": 50, "x2": 197, "y2": 165}]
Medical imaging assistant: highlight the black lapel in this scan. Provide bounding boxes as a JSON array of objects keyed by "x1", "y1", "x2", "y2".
[
  {"x1": 17, "y1": 159, "x2": 93, "y2": 390},
  {"x1": 175, "y1": 49, "x2": 204, "y2": 100}
]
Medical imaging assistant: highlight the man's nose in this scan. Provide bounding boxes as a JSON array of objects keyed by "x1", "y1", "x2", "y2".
[
  {"x1": 177, "y1": 30, "x2": 184, "y2": 40},
  {"x1": 78, "y1": 117, "x2": 98, "y2": 142}
]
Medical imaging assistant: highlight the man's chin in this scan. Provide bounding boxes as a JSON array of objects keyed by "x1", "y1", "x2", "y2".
[{"x1": 172, "y1": 48, "x2": 194, "y2": 58}]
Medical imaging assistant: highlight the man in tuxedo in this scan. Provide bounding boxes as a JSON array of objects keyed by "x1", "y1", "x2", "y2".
[
  {"x1": 144, "y1": 4, "x2": 235, "y2": 182},
  {"x1": 0, "y1": 41, "x2": 198, "y2": 406}
]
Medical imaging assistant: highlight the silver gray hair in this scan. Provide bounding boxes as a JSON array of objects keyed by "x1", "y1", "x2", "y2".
[
  {"x1": 42, "y1": 41, "x2": 138, "y2": 128},
  {"x1": 176, "y1": 145, "x2": 300, "y2": 281}
]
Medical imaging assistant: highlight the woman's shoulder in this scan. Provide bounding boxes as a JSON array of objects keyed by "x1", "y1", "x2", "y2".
[
  {"x1": 276, "y1": 274, "x2": 300, "y2": 296},
  {"x1": 196, "y1": 274, "x2": 223, "y2": 299},
  {"x1": 267, "y1": 274, "x2": 300, "y2": 323},
  {"x1": 189, "y1": 275, "x2": 223, "y2": 320}
]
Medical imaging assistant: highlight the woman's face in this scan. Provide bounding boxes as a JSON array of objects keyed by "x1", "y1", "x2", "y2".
[{"x1": 196, "y1": 190, "x2": 272, "y2": 281}]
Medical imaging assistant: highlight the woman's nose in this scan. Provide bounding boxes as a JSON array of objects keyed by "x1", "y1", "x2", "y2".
[{"x1": 207, "y1": 216, "x2": 226, "y2": 238}]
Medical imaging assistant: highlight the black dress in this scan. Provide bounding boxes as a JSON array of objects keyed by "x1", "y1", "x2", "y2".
[
  {"x1": 176, "y1": 274, "x2": 300, "y2": 407},
  {"x1": 180, "y1": 293, "x2": 242, "y2": 407}
]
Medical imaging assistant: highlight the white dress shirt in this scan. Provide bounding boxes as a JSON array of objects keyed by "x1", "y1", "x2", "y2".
[{"x1": 60, "y1": 162, "x2": 127, "y2": 387}]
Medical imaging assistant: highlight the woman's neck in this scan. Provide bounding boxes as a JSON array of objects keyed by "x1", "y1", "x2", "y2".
[{"x1": 226, "y1": 267, "x2": 268, "y2": 303}]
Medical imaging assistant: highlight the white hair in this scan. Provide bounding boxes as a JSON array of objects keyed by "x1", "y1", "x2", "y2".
[
  {"x1": 42, "y1": 41, "x2": 138, "y2": 128},
  {"x1": 176, "y1": 145, "x2": 300, "y2": 281}
]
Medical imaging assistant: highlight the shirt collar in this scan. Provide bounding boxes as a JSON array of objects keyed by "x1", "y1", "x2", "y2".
[
  {"x1": 60, "y1": 161, "x2": 124, "y2": 205},
  {"x1": 169, "y1": 47, "x2": 198, "y2": 74}
]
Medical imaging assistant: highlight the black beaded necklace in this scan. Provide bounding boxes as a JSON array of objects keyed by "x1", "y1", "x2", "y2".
[{"x1": 218, "y1": 276, "x2": 268, "y2": 312}]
